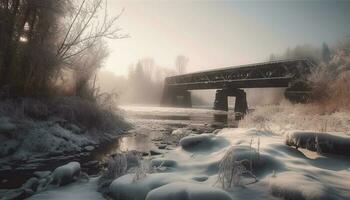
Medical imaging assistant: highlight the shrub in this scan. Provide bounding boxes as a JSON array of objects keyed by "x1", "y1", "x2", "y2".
[{"x1": 217, "y1": 145, "x2": 257, "y2": 188}]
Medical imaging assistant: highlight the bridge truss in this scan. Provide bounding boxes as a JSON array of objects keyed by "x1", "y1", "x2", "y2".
[{"x1": 165, "y1": 59, "x2": 314, "y2": 90}]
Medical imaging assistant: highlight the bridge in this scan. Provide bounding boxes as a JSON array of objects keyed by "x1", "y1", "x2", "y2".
[{"x1": 161, "y1": 59, "x2": 314, "y2": 118}]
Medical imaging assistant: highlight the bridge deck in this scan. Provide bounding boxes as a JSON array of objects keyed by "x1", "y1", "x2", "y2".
[{"x1": 165, "y1": 59, "x2": 314, "y2": 90}]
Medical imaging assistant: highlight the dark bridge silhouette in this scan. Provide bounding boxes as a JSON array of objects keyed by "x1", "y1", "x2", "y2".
[{"x1": 161, "y1": 59, "x2": 314, "y2": 117}]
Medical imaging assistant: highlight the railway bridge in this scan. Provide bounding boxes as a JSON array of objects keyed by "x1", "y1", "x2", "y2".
[{"x1": 161, "y1": 59, "x2": 314, "y2": 117}]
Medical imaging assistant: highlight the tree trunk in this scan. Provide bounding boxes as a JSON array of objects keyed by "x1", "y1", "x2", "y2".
[{"x1": 1, "y1": 0, "x2": 19, "y2": 87}]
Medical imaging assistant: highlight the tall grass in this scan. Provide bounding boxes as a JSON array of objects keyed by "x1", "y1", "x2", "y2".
[{"x1": 240, "y1": 101, "x2": 350, "y2": 134}]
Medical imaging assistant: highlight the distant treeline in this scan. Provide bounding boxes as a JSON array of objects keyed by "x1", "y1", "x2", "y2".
[
  {"x1": 269, "y1": 40, "x2": 350, "y2": 112},
  {"x1": 98, "y1": 56, "x2": 197, "y2": 105}
]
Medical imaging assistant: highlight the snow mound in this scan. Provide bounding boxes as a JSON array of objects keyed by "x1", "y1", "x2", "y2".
[
  {"x1": 180, "y1": 134, "x2": 229, "y2": 153},
  {"x1": 285, "y1": 131, "x2": 350, "y2": 156},
  {"x1": 145, "y1": 182, "x2": 233, "y2": 200},
  {"x1": 109, "y1": 173, "x2": 181, "y2": 200},
  {"x1": 268, "y1": 172, "x2": 333, "y2": 200},
  {"x1": 28, "y1": 177, "x2": 104, "y2": 200},
  {"x1": 51, "y1": 162, "x2": 81, "y2": 186},
  {"x1": 220, "y1": 145, "x2": 284, "y2": 177}
]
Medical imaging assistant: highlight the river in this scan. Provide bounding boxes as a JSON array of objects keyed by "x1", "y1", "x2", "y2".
[{"x1": 114, "y1": 105, "x2": 237, "y2": 151}]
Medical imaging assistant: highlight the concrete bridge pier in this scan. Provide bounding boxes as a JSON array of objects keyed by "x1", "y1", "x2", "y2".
[
  {"x1": 161, "y1": 87, "x2": 192, "y2": 107},
  {"x1": 234, "y1": 90, "x2": 248, "y2": 119},
  {"x1": 214, "y1": 88, "x2": 248, "y2": 119},
  {"x1": 214, "y1": 90, "x2": 228, "y2": 111}
]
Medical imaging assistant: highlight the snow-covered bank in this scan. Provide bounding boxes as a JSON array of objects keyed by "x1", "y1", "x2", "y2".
[
  {"x1": 101, "y1": 128, "x2": 350, "y2": 200},
  {"x1": 0, "y1": 97, "x2": 130, "y2": 189},
  {"x1": 27, "y1": 176, "x2": 104, "y2": 200}
]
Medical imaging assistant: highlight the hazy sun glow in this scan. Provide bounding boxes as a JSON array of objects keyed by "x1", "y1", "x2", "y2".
[
  {"x1": 19, "y1": 36, "x2": 28, "y2": 42},
  {"x1": 103, "y1": 0, "x2": 350, "y2": 77}
]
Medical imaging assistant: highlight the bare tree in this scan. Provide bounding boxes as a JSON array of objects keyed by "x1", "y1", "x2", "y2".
[
  {"x1": 57, "y1": 0, "x2": 127, "y2": 66},
  {"x1": 175, "y1": 55, "x2": 189, "y2": 75},
  {"x1": 0, "y1": 0, "x2": 126, "y2": 98}
]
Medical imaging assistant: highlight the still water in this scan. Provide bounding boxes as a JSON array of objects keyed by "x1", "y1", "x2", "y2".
[{"x1": 114, "y1": 105, "x2": 238, "y2": 153}]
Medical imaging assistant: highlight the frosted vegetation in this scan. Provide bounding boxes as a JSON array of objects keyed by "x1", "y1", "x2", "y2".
[
  {"x1": 22, "y1": 123, "x2": 350, "y2": 200},
  {"x1": 240, "y1": 101, "x2": 350, "y2": 134},
  {"x1": 285, "y1": 131, "x2": 350, "y2": 156},
  {"x1": 0, "y1": 97, "x2": 129, "y2": 176},
  {"x1": 92, "y1": 128, "x2": 349, "y2": 200}
]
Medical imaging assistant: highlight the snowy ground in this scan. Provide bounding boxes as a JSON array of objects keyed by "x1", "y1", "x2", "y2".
[
  {"x1": 12, "y1": 105, "x2": 350, "y2": 200},
  {"x1": 107, "y1": 128, "x2": 350, "y2": 200},
  {"x1": 26, "y1": 128, "x2": 350, "y2": 200},
  {"x1": 27, "y1": 177, "x2": 104, "y2": 200}
]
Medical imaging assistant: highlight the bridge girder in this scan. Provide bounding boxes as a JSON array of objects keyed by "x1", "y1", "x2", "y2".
[{"x1": 165, "y1": 59, "x2": 314, "y2": 90}]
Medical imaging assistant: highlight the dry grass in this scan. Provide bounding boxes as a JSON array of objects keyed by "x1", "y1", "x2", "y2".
[
  {"x1": 240, "y1": 102, "x2": 350, "y2": 135},
  {"x1": 217, "y1": 145, "x2": 258, "y2": 189}
]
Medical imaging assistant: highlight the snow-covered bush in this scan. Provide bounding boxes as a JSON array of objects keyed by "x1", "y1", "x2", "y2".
[
  {"x1": 98, "y1": 152, "x2": 129, "y2": 193},
  {"x1": 0, "y1": 97, "x2": 129, "y2": 132},
  {"x1": 50, "y1": 97, "x2": 129, "y2": 131},
  {"x1": 104, "y1": 153, "x2": 128, "y2": 180},
  {"x1": 240, "y1": 102, "x2": 350, "y2": 134},
  {"x1": 307, "y1": 39, "x2": 350, "y2": 112},
  {"x1": 285, "y1": 131, "x2": 350, "y2": 156},
  {"x1": 133, "y1": 155, "x2": 153, "y2": 182},
  {"x1": 217, "y1": 146, "x2": 257, "y2": 188}
]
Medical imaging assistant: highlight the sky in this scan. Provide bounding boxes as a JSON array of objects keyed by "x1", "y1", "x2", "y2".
[{"x1": 103, "y1": 0, "x2": 350, "y2": 76}]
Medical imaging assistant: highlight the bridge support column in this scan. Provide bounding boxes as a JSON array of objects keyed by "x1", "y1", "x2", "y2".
[
  {"x1": 161, "y1": 87, "x2": 192, "y2": 107},
  {"x1": 213, "y1": 88, "x2": 248, "y2": 119},
  {"x1": 234, "y1": 90, "x2": 248, "y2": 120},
  {"x1": 214, "y1": 90, "x2": 228, "y2": 111}
]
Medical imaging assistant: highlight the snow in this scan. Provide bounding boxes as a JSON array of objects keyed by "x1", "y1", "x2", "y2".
[
  {"x1": 109, "y1": 173, "x2": 181, "y2": 200},
  {"x1": 105, "y1": 127, "x2": 350, "y2": 200},
  {"x1": 268, "y1": 172, "x2": 333, "y2": 200},
  {"x1": 33, "y1": 171, "x2": 51, "y2": 179},
  {"x1": 4, "y1": 126, "x2": 347, "y2": 200},
  {"x1": 239, "y1": 103, "x2": 350, "y2": 134},
  {"x1": 51, "y1": 162, "x2": 81, "y2": 186},
  {"x1": 151, "y1": 158, "x2": 178, "y2": 168},
  {"x1": 285, "y1": 131, "x2": 350, "y2": 156},
  {"x1": 28, "y1": 177, "x2": 104, "y2": 200},
  {"x1": 145, "y1": 182, "x2": 233, "y2": 200},
  {"x1": 2, "y1": 122, "x2": 94, "y2": 161},
  {"x1": 4, "y1": 104, "x2": 350, "y2": 200},
  {"x1": 179, "y1": 133, "x2": 229, "y2": 153}
]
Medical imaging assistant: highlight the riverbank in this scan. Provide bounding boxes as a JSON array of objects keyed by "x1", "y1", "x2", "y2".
[
  {"x1": 0, "y1": 97, "x2": 130, "y2": 189},
  {"x1": 4, "y1": 105, "x2": 350, "y2": 200}
]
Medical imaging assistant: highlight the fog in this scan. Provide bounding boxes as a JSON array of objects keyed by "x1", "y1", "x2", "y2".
[{"x1": 96, "y1": 0, "x2": 350, "y2": 107}]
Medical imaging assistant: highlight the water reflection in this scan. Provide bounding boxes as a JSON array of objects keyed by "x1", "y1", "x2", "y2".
[
  {"x1": 93, "y1": 106, "x2": 238, "y2": 157},
  {"x1": 213, "y1": 114, "x2": 227, "y2": 124}
]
